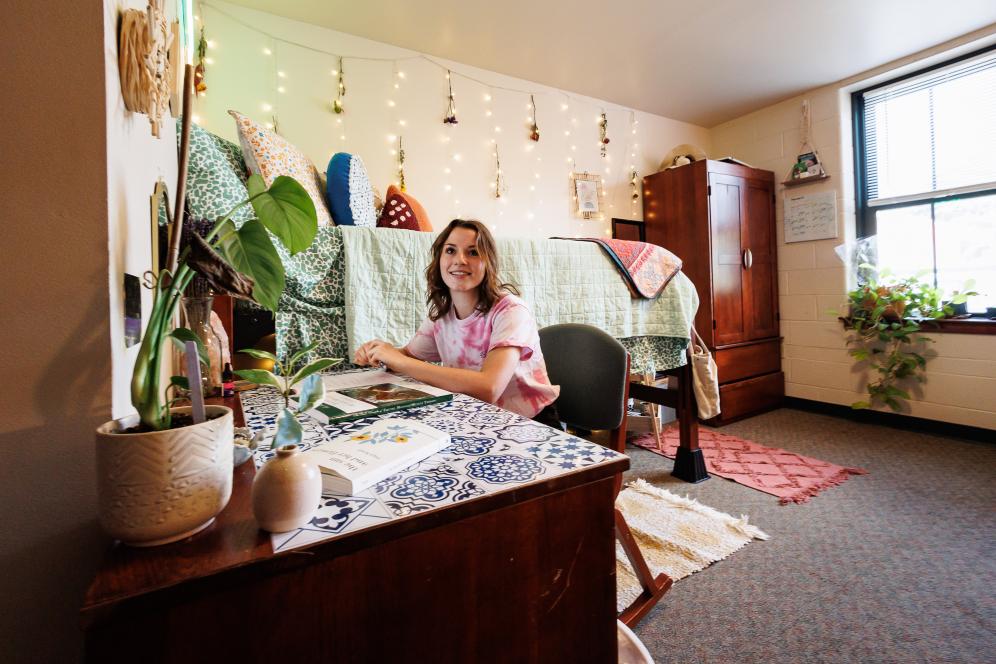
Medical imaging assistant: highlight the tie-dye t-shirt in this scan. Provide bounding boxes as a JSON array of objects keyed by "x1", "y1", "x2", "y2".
[{"x1": 404, "y1": 294, "x2": 560, "y2": 418}]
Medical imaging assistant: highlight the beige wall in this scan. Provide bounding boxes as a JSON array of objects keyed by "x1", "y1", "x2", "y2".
[
  {"x1": 196, "y1": 1, "x2": 712, "y2": 239},
  {"x1": 710, "y1": 27, "x2": 996, "y2": 430},
  {"x1": 0, "y1": 2, "x2": 109, "y2": 662}
]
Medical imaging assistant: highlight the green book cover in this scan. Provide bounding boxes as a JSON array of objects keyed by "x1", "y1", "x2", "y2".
[{"x1": 310, "y1": 380, "x2": 453, "y2": 425}]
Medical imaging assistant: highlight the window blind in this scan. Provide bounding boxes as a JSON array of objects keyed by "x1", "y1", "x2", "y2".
[{"x1": 860, "y1": 50, "x2": 996, "y2": 205}]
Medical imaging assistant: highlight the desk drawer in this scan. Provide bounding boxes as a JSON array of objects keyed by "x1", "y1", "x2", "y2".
[{"x1": 715, "y1": 339, "x2": 781, "y2": 384}]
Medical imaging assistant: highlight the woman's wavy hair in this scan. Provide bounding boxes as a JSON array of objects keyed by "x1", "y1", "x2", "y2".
[{"x1": 425, "y1": 219, "x2": 518, "y2": 321}]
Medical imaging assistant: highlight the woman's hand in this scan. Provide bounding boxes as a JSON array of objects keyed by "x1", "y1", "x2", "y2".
[
  {"x1": 365, "y1": 341, "x2": 410, "y2": 372},
  {"x1": 354, "y1": 339, "x2": 410, "y2": 371}
]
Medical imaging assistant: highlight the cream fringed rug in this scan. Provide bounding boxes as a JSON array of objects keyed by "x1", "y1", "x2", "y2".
[{"x1": 615, "y1": 480, "x2": 769, "y2": 612}]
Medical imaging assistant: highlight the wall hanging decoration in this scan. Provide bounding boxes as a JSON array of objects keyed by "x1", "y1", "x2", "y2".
[
  {"x1": 443, "y1": 70, "x2": 458, "y2": 124},
  {"x1": 783, "y1": 100, "x2": 829, "y2": 186},
  {"x1": 270, "y1": 114, "x2": 280, "y2": 135},
  {"x1": 193, "y1": 25, "x2": 208, "y2": 96},
  {"x1": 493, "y1": 145, "x2": 507, "y2": 199},
  {"x1": 630, "y1": 168, "x2": 640, "y2": 201},
  {"x1": 598, "y1": 112, "x2": 610, "y2": 157},
  {"x1": 528, "y1": 94, "x2": 540, "y2": 141},
  {"x1": 397, "y1": 135, "x2": 407, "y2": 191},
  {"x1": 118, "y1": 0, "x2": 174, "y2": 137},
  {"x1": 570, "y1": 171, "x2": 605, "y2": 219},
  {"x1": 333, "y1": 56, "x2": 345, "y2": 114}
]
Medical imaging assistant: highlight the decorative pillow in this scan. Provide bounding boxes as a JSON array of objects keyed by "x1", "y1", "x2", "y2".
[
  {"x1": 377, "y1": 185, "x2": 433, "y2": 231},
  {"x1": 182, "y1": 122, "x2": 253, "y2": 225},
  {"x1": 228, "y1": 110, "x2": 332, "y2": 226},
  {"x1": 325, "y1": 153, "x2": 377, "y2": 227}
]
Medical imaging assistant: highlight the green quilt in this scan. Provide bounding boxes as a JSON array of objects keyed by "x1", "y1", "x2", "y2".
[{"x1": 276, "y1": 227, "x2": 696, "y2": 373}]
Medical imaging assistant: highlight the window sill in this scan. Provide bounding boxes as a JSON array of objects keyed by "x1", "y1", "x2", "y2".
[{"x1": 921, "y1": 317, "x2": 996, "y2": 335}]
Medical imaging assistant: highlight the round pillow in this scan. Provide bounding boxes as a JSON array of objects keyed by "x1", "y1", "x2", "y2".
[{"x1": 325, "y1": 153, "x2": 376, "y2": 226}]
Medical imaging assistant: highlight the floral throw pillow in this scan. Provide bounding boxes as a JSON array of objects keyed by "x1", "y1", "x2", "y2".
[{"x1": 228, "y1": 110, "x2": 332, "y2": 227}]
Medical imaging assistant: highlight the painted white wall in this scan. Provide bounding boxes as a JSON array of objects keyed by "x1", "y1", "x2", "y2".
[
  {"x1": 711, "y1": 26, "x2": 996, "y2": 430},
  {"x1": 107, "y1": 3, "x2": 180, "y2": 419},
  {"x1": 194, "y1": 1, "x2": 711, "y2": 238}
]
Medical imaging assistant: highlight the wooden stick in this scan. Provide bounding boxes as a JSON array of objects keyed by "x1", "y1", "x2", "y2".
[{"x1": 167, "y1": 63, "x2": 194, "y2": 276}]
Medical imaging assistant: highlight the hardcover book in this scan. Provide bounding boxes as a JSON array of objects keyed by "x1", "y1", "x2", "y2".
[
  {"x1": 305, "y1": 418, "x2": 451, "y2": 495},
  {"x1": 308, "y1": 370, "x2": 453, "y2": 425}
]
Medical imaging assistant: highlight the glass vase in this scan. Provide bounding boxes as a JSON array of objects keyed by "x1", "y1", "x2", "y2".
[{"x1": 180, "y1": 296, "x2": 224, "y2": 397}]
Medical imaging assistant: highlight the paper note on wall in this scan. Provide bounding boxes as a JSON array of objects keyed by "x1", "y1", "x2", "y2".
[{"x1": 784, "y1": 191, "x2": 837, "y2": 243}]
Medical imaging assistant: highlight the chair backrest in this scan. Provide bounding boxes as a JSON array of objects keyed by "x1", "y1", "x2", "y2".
[{"x1": 538, "y1": 323, "x2": 628, "y2": 432}]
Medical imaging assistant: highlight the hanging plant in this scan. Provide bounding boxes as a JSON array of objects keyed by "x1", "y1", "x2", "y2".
[
  {"x1": 332, "y1": 57, "x2": 345, "y2": 114},
  {"x1": 397, "y1": 136, "x2": 406, "y2": 191},
  {"x1": 528, "y1": 94, "x2": 539, "y2": 141},
  {"x1": 193, "y1": 25, "x2": 208, "y2": 96},
  {"x1": 840, "y1": 266, "x2": 977, "y2": 411},
  {"x1": 599, "y1": 112, "x2": 609, "y2": 157},
  {"x1": 443, "y1": 70, "x2": 458, "y2": 124}
]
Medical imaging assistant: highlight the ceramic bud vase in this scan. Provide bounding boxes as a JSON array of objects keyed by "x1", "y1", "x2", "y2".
[{"x1": 252, "y1": 445, "x2": 322, "y2": 532}]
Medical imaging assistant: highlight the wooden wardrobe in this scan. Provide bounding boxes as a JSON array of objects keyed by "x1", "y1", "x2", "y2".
[{"x1": 643, "y1": 159, "x2": 783, "y2": 424}]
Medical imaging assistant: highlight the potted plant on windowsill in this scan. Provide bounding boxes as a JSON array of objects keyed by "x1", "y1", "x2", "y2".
[
  {"x1": 840, "y1": 266, "x2": 976, "y2": 412},
  {"x1": 94, "y1": 173, "x2": 319, "y2": 546}
]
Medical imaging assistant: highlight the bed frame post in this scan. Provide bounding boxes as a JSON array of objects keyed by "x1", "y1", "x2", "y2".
[{"x1": 670, "y1": 346, "x2": 708, "y2": 483}]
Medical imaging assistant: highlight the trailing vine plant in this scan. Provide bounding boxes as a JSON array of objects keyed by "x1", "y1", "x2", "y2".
[{"x1": 840, "y1": 265, "x2": 976, "y2": 411}]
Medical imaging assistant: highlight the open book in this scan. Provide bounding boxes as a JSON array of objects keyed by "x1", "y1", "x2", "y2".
[
  {"x1": 308, "y1": 370, "x2": 453, "y2": 425},
  {"x1": 305, "y1": 418, "x2": 451, "y2": 495}
]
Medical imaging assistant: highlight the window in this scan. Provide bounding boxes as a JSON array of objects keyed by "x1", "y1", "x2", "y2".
[{"x1": 853, "y1": 46, "x2": 996, "y2": 314}]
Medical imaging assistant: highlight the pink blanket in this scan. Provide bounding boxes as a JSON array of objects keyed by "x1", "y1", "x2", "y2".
[{"x1": 556, "y1": 237, "x2": 682, "y2": 298}]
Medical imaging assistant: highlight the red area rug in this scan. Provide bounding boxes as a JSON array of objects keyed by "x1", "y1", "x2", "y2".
[{"x1": 631, "y1": 426, "x2": 867, "y2": 504}]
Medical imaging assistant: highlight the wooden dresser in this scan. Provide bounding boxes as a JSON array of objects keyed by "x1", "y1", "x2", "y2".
[{"x1": 643, "y1": 159, "x2": 783, "y2": 423}]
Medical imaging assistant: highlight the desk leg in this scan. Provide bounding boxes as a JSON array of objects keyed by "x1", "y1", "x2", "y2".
[{"x1": 671, "y1": 351, "x2": 709, "y2": 484}]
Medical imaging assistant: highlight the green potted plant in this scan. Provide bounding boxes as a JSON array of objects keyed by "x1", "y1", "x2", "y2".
[
  {"x1": 94, "y1": 173, "x2": 319, "y2": 546},
  {"x1": 841, "y1": 265, "x2": 976, "y2": 412},
  {"x1": 235, "y1": 342, "x2": 341, "y2": 450}
]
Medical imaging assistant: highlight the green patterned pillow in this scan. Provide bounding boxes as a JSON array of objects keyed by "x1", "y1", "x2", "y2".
[{"x1": 181, "y1": 122, "x2": 254, "y2": 225}]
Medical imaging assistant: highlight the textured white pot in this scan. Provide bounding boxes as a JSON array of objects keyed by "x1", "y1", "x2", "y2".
[
  {"x1": 95, "y1": 405, "x2": 234, "y2": 546},
  {"x1": 252, "y1": 445, "x2": 322, "y2": 533}
]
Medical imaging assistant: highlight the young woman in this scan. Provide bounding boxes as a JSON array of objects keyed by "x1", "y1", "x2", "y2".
[{"x1": 354, "y1": 218, "x2": 559, "y2": 421}]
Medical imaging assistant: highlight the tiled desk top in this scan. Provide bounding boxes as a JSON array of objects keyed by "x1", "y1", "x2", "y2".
[{"x1": 242, "y1": 380, "x2": 627, "y2": 553}]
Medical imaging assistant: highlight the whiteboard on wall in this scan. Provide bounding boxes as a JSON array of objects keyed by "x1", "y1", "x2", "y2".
[{"x1": 783, "y1": 191, "x2": 838, "y2": 243}]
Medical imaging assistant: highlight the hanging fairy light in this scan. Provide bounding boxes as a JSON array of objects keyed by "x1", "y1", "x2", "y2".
[
  {"x1": 528, "y1": 94, "x2": 539, "y2": 141},
  {"x1": 599, "y1": 112, "x2": 610, "y2": 158},
  {"x1": 333, "y1": 56, "x2": 345, "y2": 113},
  {"x1": 443, "y1": 70, "x2": 458, "y2": 124}
]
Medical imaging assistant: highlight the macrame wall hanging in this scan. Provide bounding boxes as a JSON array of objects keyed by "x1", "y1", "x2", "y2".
[{"x1": 118, "y1": 0, "x2": 174, "y2": 137}]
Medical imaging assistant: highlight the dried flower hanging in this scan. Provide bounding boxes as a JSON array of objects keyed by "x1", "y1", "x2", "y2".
[
  {"x1": 443, "y1": 70, "x2": 458, "y2": 124},
  {"x1": 528, "y1": 94, "x2": 539, "y2": 141},
  {"x1": 194, "y1": 26, "x2": 208, "y2": 96},
  {"x1": 333, "y1": 57, "x2": 345, "y2": 114},
  {"x1": 397, "y1": 136, "x2": 406, "y2": 191},
  {"x1": 599, "y1": 112, "x2": 610, "y2": 157},
  {"x1": 270, "y1": 115, "x2": 280, "y2": 135},
  {"x1": 630, "y1": 168, "x2": 640, "y2": 201},
  {"x1": 493, "y1": 145, "x2": 506, "y2": 198}
]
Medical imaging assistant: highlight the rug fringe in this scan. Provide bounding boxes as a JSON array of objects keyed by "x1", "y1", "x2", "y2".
[
  {"x1": 625, "y1": 479, "x2": 769, "y2": 540},
  {"x1": 778, "y1": 466, "x2": 868, "y2": 505}
]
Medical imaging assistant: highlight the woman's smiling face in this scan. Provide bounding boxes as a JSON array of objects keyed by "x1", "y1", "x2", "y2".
[{"x1": 440, "y1": 226, "x2": 486, "y2": 294}]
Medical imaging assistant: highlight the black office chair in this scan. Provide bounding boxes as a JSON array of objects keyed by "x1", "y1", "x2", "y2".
[{"x1": 538, "y1": 324, "x2": 673, "y2": 628}]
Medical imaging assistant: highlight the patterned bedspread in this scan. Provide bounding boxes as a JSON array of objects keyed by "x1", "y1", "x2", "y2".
[{"x1": 275, "y1": 227, "x2": 697, "y2": 373}]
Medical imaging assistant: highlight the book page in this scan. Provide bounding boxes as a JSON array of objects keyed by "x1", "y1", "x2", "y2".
[{"x1": 322, "y1": 370, "x2": 452, "y2": 397}]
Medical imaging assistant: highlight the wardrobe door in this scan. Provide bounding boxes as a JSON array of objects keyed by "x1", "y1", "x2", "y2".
[
  {"x1": 742, "y1": 179, "x2": 779, "y2": 340},
  {"x1": 708, "y1": 173, "x2": 746, "y2": 346}
]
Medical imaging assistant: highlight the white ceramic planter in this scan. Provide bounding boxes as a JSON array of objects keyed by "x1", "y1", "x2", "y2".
[
  {"x1": 95, "y1": 405, "x2": 234, "y2": 546},
  {"x1": 252, "y1": 445, "x2": 322, "y2": 533}
]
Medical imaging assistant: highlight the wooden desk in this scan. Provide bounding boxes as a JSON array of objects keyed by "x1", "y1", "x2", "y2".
[{"x1": 82, "y1": 392, "x2": 628, "y2": 663}]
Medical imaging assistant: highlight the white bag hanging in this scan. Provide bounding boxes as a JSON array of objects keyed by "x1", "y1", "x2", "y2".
[{"x1": 689, "y1": 326, "x2": 721, "y2": 419}]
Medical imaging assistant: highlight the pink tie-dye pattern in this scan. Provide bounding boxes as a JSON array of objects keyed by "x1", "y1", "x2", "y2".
[{"x1": 404, "y1": 294, "x2": 560, "y2": 418}]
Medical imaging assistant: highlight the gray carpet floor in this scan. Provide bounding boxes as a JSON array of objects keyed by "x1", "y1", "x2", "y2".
[{"x1": 624, "y1": 408, "x2": 996, "y2": 664}]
